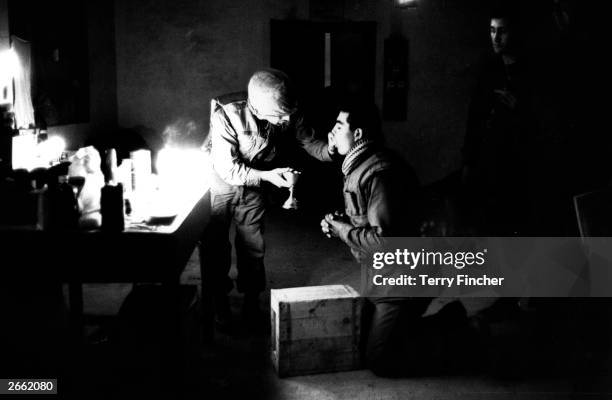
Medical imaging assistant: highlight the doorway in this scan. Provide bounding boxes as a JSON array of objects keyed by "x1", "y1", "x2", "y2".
[
  {"x1": 270, "y1": 20, "x2": 376, "y2": 214},
  {"x1": 271, "y1": 20, "x2": 376, "y2": 133}
]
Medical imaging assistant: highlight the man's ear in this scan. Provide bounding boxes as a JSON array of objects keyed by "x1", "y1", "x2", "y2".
[{"x1": 353, "y1": 128, "x2": 363, "y2": 141}]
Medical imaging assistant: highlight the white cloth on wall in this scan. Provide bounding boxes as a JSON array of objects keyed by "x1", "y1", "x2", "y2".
[
  {"x1": 11, "y1": 35, "x2": 35, "y2": 128},
  {"x1": 0, "y1": 48, "x2": 15, "y2": 105}
]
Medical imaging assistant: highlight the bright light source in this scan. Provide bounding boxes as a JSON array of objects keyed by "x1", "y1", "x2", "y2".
[
  {"x1": 154, "y1": 147, "x2": 210, "y2": 215},
  {"x1": 0, "y1": 48, "x2": 20, "y2": 82},
  {"x1": 37, "y1": 136, "x2": 66, "y2": 164},
  {"x1": 12, "y1": 133, "x2": 37, "y2": 170},
  {"x1": 157, "y1": 147, "x2": 209, "y2": 191},
  {"x1": 396, "y1": 0, "x2": 417, "y2": 8}
]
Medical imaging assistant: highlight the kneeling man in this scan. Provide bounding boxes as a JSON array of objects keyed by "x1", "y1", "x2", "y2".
[{"x1": 321, "y1": 98, "x2": 467, "y2": 376}]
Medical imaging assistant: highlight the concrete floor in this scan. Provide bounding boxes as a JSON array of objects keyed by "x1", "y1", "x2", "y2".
[{"x1": 69, "y1": 207, "x2": 612, "y2": 399}]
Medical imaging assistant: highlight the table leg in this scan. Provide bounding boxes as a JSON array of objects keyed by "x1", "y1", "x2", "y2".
[{"x1": 160, "y1": 281, "x2": 186, "y2": 395}]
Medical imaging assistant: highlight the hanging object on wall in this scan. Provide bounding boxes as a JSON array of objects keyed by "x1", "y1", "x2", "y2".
[
  {"x1": 11, "y1": 35, "x2": 35, "y2": 128},
  {"x1": 8, "y1": 0, "x2": 90, "y2": 127},
  {"x1": 383, "y1": 35, "x2": 409, "y2": 121},
  {"x1": 0, "y1": 48, "x2": 19, "y2": 106}
]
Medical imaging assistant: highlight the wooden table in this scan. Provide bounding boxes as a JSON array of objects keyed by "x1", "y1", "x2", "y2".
[
  {"x1": 0, "y1": 186, "x2": 211, "y2": 393},
  {"x1": 0, "y1": 187, "x2": 210, "y2": 282}
]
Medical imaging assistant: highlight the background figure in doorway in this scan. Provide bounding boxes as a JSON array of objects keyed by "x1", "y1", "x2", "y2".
[{"x1": 461, "y1": 5, "x2": 541, "y2": 236}]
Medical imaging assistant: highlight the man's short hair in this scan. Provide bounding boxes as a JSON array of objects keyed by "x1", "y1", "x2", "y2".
[
  {"x1": 337, "y1": 97, "x2": 382, "y2": 142},
  {"x1": 247, "y1": 69, "x2": 297, "y2": 115}
]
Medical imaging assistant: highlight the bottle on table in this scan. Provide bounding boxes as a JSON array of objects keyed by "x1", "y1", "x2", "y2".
[{"x1": 100, "y1": 148, "x2": 124, "y2": 231}]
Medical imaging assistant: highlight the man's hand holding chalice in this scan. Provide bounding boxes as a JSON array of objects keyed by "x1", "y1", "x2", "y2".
[{"x1": 281, "y1": 169, "x2": 301, "y2": 210}]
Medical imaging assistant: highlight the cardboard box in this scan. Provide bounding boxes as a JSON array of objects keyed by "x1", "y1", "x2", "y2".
[{"x1": 271, "y1": 284, "x2": 362, "y2": 377}]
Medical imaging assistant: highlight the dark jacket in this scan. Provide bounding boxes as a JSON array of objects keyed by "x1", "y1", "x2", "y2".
[{"x1": 337, "y1": 145, "x2": 420, "y2": 263}]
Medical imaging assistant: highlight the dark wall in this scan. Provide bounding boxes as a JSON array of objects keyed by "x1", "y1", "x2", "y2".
[
  {"x1": 5, "y1": 0, "x2": 599, "y2": 185},
  {"x1": 114, "y1": 0, "x2": 490, "y2": 183},
  {"x1": 87, "y1": 0, "x2": 118, "y2": 134},
  {"x1": 53, "y1": 0, "x2": 117, "y2": 149},
  {"x1": 374, "y1": 1, "x2": 487, "y2": 183},
  {"x1": 115, "y1": 0, "x2": 306, "y2": 151},
  {"x1": 115, "y1": 0, "x2": 602, "y2": 186}
]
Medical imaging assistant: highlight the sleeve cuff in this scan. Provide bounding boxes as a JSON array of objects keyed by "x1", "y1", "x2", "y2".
[
  {"x1": 338, "y1": 224, "x2": 354, "y2": 244},
  {"x1": 245, "y1": 168, "x2": 262, "y2": 187}
]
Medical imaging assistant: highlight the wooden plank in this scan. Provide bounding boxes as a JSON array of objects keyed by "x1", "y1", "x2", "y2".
[{"x1": 272, "y1": 284, "x2": 359, "y2": 303}]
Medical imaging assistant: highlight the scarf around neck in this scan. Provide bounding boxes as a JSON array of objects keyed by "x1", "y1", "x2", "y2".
[{"x1": 341, "y1": 139, "x2": 376, "y2": 176}]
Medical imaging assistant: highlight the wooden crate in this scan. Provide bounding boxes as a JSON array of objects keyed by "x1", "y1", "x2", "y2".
[{"x1": 270, "y1": 284, "x2": 362, "y2": 377}]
